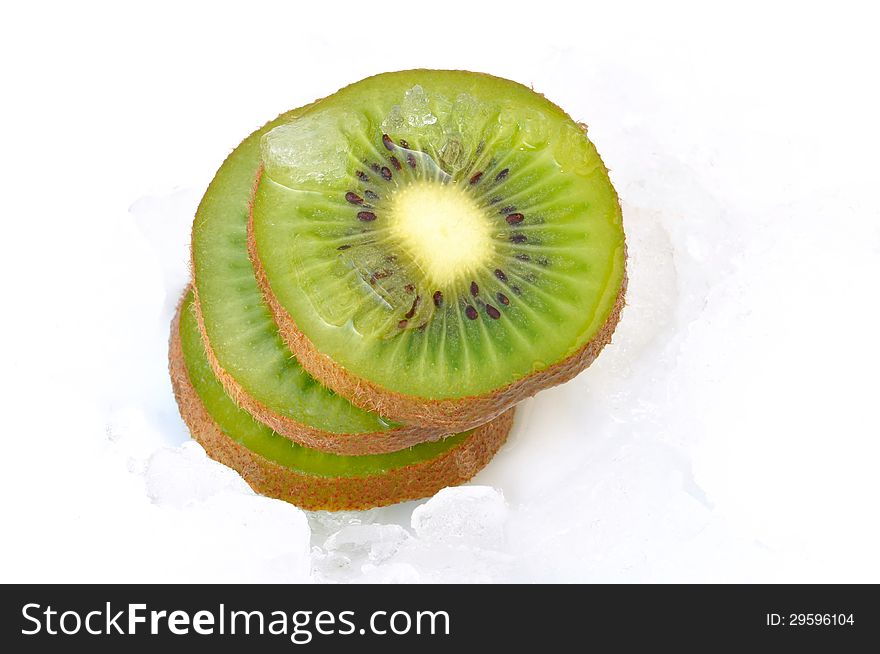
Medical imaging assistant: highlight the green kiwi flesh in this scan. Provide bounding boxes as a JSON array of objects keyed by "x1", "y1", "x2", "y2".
[
  {"x1": 177, "y1": 289, "x2": 473, "y2": 477},
  {"x1": 191, "y1": 105, "x2": 407, "y2": 436},
  {"x1": 250, "y1": 70, "x2": 626, "y2": 401}
]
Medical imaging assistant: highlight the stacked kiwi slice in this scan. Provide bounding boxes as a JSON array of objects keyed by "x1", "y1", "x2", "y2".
[{"x1": 170, "y1": 70, "x2": 626, "y2": 511}]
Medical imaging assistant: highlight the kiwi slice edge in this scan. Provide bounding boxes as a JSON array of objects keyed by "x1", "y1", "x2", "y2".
[{"x1": 170, "y1": 288, "x2": 513, "y2": 511}]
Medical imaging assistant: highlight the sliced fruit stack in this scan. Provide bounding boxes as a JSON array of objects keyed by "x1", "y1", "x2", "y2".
[{"x1": 169, "y1": 70, "x2": 627, "y2": 511}]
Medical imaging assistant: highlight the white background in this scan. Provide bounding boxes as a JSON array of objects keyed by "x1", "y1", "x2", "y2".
[{"x1": 1, "y1": 1, "x2": 878, "y2": 582}]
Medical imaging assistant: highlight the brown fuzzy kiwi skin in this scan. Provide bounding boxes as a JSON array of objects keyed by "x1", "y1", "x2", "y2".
[
  {"x1": 248, "y1": 167, "x2": 628, "y2": 432},
  {"x1": 189, "y1": 120, "x2": 450, "y2": 455},
  {"x1": 169, "y1": 293, "x2": 513, "y2": 512}
]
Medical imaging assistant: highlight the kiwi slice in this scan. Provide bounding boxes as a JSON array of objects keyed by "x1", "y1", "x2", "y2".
[
  {"x1": 191, "y1": 105, "x2": 448, "y2": 454},
  {"x1": 248, "y1": 70, "x2": 627, "y2": 430},
  {"x1": 170, "y1": 289, "x2": 512, "y2": 511}
]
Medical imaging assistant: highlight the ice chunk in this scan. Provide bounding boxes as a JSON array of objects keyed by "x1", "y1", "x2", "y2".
[
  {"x1": 411, "y1": 486, "x2": 508, "y2": 550},
  {"x1": 310, "y1": 548, "x2": 352, "y2": 579},
  {"x1": 401, "y1": 85, "x2": 437, "y2": 128},
  {"x1": 451, "y1": 92, "x2": 480, "y2": 126},
  {"x1": 495, "y1": 105, "x2": 550, "y2": 149},
  {"x1": 553, "y1": 122, "x2": 601, "y2": 176},
  {"x1": 261, "y1": 111, "x2": 357, "y2": 187},
  {"x1": 307, "y1": 509, "x2": 378, "y2": 541},
  {"x1": 381, "y1": 85, "x2": 438, "y2": 133},
  {"x1": 144, "y1": 441, "x2": 250, "y2": 508},
  {"x1": 324, "y1": 523, "x2": 412, "y2": 563}
]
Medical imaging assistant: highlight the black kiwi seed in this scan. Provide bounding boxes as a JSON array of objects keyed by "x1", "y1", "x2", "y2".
[
  {"x1": 345, "y1": 191, "x2": 364, "y2": 205},
  {"x1": 469, "y1": 171, "x2": 483, "y2": 185},
  {"x1": 494, "y1": 268, "x2": 508, "y2": 282},
  {"x1": 506, "y1": 213, "x2": 524, "y2": 225},
  {"x1": 500, "y1": 206, "x2": 516, "y2": 214},
  {"x1": 380, "y1": 166, "x2": 392, "y2": 181},
  {"x1": 405, "y1": 295, "x2": 420, "y2": 319},
  {"x1": 470, "y1": 281, "x2": 479, "y2": 297},
  {"x1": 364, "y1": 190, "x2": 379, "y2": 201},
  {"x1": 433, "y1": 290, "x2": 443, "y2": 307},
  {"x1": 495, "y1": 168, "x2": 509, "y2": 182},
  {"x1": 398, "y1": 319, "x2": 408, "y2": 329},
  {"x1": 489, "y1": 197, "x2": 502, "y2": 205},
  {"x1": 465, "y1": 305, "x2": 478, "y2": 320},
  {"x1": 337, "y1": 244, "x2": 351, "y2": 251},
  {"x1": 369, "y1": 269, "x2": 392, "y2": 285},
  {"x1": 510, "y1": 234, "x2": 527, "y2": 243},
  {"x1": 406, "y1": 153, "x2": 417, "y2": 169},
  {"x1": 357, "y1": 211, "x2": 377, "y2": 222},
  {"x1": 390, "y1": 156, "x2": 402, "y2": 170},
  {"x1": 399, "y1": 139, "x2": 409, "y2": 148},
  {"x1": 515, "y1": 253, "x2": 530, "y2": 261},
  {"x1": 485, "y1": 305, "x2": 501, "y2": 319},
  {"x1": 404, "y1": 283, "x2": 415, "y2": 293},
  {"x1": 497, "y1": 292, "x2": 509, "y2": 306},
  {"x1": 371, "y1": 163, "x2": 381, "y2": 173},
  {"x1": 382, "y1": 134, "x2": 395, "y2": 151},
  {"x1": 356, "y1": 170, "x2": 369, "y2": 182}
]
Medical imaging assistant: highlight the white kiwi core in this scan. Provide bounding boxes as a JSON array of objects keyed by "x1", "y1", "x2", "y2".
[{"x1": 388, "y1": 181, "x2": 493, "y2": 287}]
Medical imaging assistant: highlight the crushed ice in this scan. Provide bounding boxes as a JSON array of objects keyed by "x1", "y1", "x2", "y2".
[
  {"x1": 261, "y1": 111, "x2": 357, "y2": 187},
  {"x1": 312, "y1": 486, "x2": 514, "y2": 583}
]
